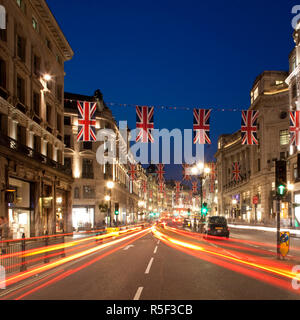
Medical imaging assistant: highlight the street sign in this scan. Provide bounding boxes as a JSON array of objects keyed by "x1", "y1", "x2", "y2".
[{"x1": 279, "y1": 231, "x2": 290, "y2": 257}]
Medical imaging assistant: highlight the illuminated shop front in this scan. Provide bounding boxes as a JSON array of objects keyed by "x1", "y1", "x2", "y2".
[
  {"x1": 8, "y1": 178, "x2": 32, "y2": 239},
  {"x1": 72, "y1": 206, "x2": 95, "y2": 231}
]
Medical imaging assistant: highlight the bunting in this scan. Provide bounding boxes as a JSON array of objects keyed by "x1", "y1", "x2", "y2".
[
  {"x1": 241, "y1": 110, "x2": 259, "y2": 145},
  {"x1": 193, "y1": 109, "x2": 211, "y2": 144},
  {"x1": 232, "y1": 162, "x2": 242, "y2": 182},
  {"x1": 192, "y1": 181, "x2": 198, "y2": 194},
  {"x1": 77, "y1": 101, "x2": 97, "y2": 142},
  {"x1": 290, "y1": 111, "x2": 300, "y2": 146},
  {"x1": 128, "y1": 164, "x2": 137, "y2": 181},
  {"x1": 156, "y1": 164, "x2": 165, "y2": 182},
  {"x1": 136, "y1": 106, "x2": 154, "y2": 143}
]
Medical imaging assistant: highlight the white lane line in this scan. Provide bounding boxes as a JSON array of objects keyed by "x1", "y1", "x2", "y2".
[
  {"x1": 153, "y1": 246, "x2": 158, "y2": 254},
  {"x1": 145, "y1": 257, "x2": 154, "y2": 274},
  {"x1": 157, "y1": 240, "x2": 160, "y2": 244},
  {"x1": 133, "y1": 287, "x2": 143, "y2": 300}
]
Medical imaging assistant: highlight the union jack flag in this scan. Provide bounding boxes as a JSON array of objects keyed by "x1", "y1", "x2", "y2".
[
  {"x1": 209, "y1": 180, "x2": 214, "y2": 193},
  {"x1": 158, "y1": 182, "x2": 165, "y2": 193},
  {"x1": 193, "y1": 109, "x2": 211, "y2": 144},
  {"x1": 142, "y1": 180, "x2": 147, "y2": 193},
  {"x1": 175, "y1": 181, "x2": 181, "y2": 194},
  {"x1": 209, "y1": 162, "x2": 217, "y2": 181},
  {"x1": 156, "y1": 164, "x2": 165, "y2": 182},
  {"x1": 192, "y1": 181, "x2": 198, "y2": 194},
  {"x1": 128, "y1": 164, "x2": 137, "y2": 181},
  {"x1": 290, "y1": 111, "x2": 300, "y2": 146},
  {"x1": 182, "y1": 164, "x2": 191, "y2": 181},
  {"x1": 241, "y1": 110, "x2": 259, "y2": 145},
  {"x1": 136, "y1": 106, "x2": 154, "y2": 143},
  {"x1": 232, "y1": 162, "x2": 242, "y2": 182},
  {"x1": 77, "y1": 101, "x2": 97, "y2": 142},
  {"x1": 149, "y1": 190, "x2": 153, "y2": 199}
]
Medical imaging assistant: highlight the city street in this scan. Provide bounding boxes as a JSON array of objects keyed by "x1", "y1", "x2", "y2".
[{"x1": 1, "y1": 225, "x2": 299, "y2": 300}]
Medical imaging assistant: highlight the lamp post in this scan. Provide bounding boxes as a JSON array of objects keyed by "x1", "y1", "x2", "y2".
[
  {"x1": 190, "y1": 162, "x2": 211, "y2": 232},
  {"x1": 106, "y1": 181, "x2": 114, "y2": 227}
]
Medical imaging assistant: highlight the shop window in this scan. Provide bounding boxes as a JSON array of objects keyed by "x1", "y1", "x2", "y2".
[{"x1": 16, "y1": 75, "x2": 25, "y2": 104}]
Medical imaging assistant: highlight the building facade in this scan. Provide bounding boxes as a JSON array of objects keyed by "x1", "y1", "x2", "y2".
[
  {"x1": 0, "y1": 0, "x2": 74, "y2": 237},
  {"x1": 64, "y1": 91, "x2": 142, "y2": 230},
  {"x1": 215, "y1": 71, "x2": 290, "y2": 225}
]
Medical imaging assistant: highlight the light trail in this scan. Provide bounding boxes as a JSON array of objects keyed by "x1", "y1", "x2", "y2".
[
  {"x1": 0, "y1": 228, "x2": 150, "y2": 289},
  {"x1": 152, "y1": 228, "x2": 300, "y2": 282}
]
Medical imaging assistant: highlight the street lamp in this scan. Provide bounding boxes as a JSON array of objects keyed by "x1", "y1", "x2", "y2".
[{"x1": 106, "y1": 181, "x2": 114, "y2": 227}]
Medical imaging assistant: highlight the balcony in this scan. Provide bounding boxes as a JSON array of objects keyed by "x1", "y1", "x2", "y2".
[{"x1": 0, "y1": 132, "x2": 71, "y2": 175}]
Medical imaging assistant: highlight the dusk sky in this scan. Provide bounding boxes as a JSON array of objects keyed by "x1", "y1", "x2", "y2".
[{"x1": 47, "y1": 0, "x2": 295, "y2": 181}]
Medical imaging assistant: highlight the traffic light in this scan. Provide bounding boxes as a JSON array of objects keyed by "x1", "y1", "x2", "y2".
[
  {"x1": 201, "y1": 202, "x2": 208, "y2": 216},
  {"x1": 187, "y1": 208, "x2": 191, "y2": 216},
  {"x1": 114, "y1": 203, "x2": 119, "y2": 215},
  {"x1": 275, "y1": 160, "x2": 287, "y2": 197}
]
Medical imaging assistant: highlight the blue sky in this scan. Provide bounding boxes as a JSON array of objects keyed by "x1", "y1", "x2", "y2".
[{"x1": 47, "y1": 0, "x2": 296, "y2": 181}]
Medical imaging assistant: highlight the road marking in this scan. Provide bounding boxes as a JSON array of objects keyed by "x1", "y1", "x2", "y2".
[
  {"x1": 133, "y1": 287, "x2": 143, "y2": 300},
  {"x1": 123, "y1": 245, "x2": 134, "y2": 250},
  {"x1": 153, "y1": 246, "x2": 158, "y2": 254},
  {"x1": 145, "y1": 257, "x2": 154, "y2": 274},
  {"x1": 157, "y1": 240, "x2": 160, "y2": 244}
]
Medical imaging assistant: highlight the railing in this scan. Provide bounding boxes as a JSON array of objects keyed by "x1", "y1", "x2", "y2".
[{"x1": 0, "y1": 233, "x2": 65, "y2": 274}]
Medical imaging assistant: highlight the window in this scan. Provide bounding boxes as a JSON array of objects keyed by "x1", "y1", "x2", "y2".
[
  {"x1": 47, "y1": 143, "x2": 53, "y2": 159},
  {"x1": 16, "y1": 0, "x2": 26, "y2": 12},
  {"x1": 33, "y1": 92, "x2": 40, "y2": 116},
  {"x1": 17, "y1": 124, "x2": 26, "y2": 145},
  {"x1": 74, "y1": 187, "x2": 80, "y2": 199},
  {"x1": 82, "y1": 159, "x2": 94, "y2": 179},
  {"x1": 0, "y1": 113, "x2": 8, "y2": 135},
  {"x1": 46, "y1": 104, "x2": 52, "y2": 125},
  {"x1": 292, "y1": 83, "x2": 297, "y2": 98},
  {"x1": 257, "y1": 159, "x2": 260, "y2": 172},
  {"x1": 17, "y1": 35, "x2": 26, "y2": 62},
  {"x1": 56, "y1": 55, "x2": 62, "y2": 65},
  {"x1": 83, "y1": 142, "x2": 92, "y2": 150},
  {"x1": 294, "y1": 163, "x2": 298, "y2": 180},
  {"x1": 33, "y1": 55, "x2": 40, "y2": 76},
  {"x1": 0, "y1": 58, "x2": 6, "y2": 89},
  {"x1": 83, "y1": 185, "x2": 95, "y2": 199},
  {"x1": 0, "y1": 15, "x2": 7, "y2": 42},
  {"x1": 64, "y1": 157, "x2": 72, "y2": 169},
  {"x1": 64, "y1": 116, "x2": 71, "y2": 125},
  {"x1": 33, "y1": 135, "x2": 41, "y2": 153},
  {"x1": 64, "y1": 135, "x2": 71, "y2": 148},
  {"x1": 45, "y1": 38, "x2": 51, "y2": 51},
  {"x1": 253, "y1": 87, "x2": 259, "y2": 101},
  {"x1": 57, "y1": 114, "x2": 62, "y2": 133},
  {"x1": 276, "y1": 80, "x2": 283, "y2": 85},
  {"x1": 17, "y1": 75, "x2": 25, "y2": 104},
  {"x1": 280, "y1": 130, "x2": 289, "y2": 145},
  {"x1": 32, "y1": 17, "x2": 38, "y2": 31},
  {"x1": 56, "y1": 84, "x2": 62, "y2": 102}
]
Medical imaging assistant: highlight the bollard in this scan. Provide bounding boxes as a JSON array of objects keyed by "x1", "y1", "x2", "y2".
[
  {"x1": 20, "y1": 233, "x2": 27, "y2": 272},
  {"x1": 44, "y1": 231, "x2": 49, "y2": 263}
]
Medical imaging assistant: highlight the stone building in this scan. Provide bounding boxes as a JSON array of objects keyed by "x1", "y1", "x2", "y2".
[
  {"x1": 63, "y1": 91, "x2": 141, "y2": 230},
  {"x1": 286, "y1": 21, "x2": 300, "y2": 228},
  {"x1": 0, "y1": 0, "x2": 73, "y2": 237},
  {"x1": 215, "y1": 71, "x2": 290, "y2": 224}
]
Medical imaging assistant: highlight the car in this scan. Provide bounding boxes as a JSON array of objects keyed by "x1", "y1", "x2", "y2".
[{"x1": 203, "y1": 216, "x2": 230, "y2": 239}]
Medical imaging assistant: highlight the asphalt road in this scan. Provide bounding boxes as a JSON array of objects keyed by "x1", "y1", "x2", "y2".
[{"x1": 1, "y1": 225, "x2": 300, "y2": 300}]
